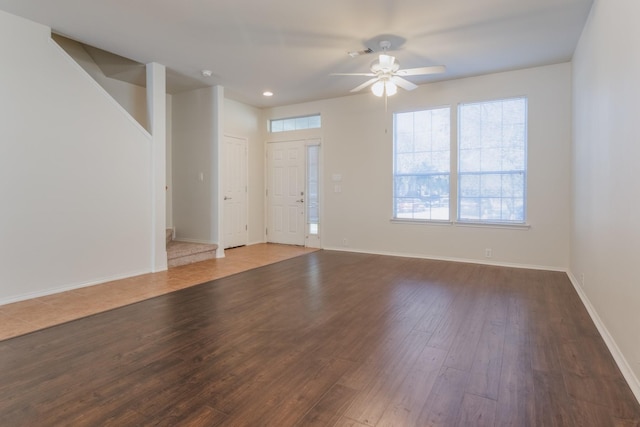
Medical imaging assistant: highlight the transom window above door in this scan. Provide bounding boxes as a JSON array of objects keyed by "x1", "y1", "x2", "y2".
[{"x1": 269, "y1": 114, "x2": 321, "y2": 133}]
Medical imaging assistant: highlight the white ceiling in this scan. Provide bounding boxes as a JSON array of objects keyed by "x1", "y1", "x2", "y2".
[{"x1": 0, "y1": 0, "x2": 593, "y2": 108}]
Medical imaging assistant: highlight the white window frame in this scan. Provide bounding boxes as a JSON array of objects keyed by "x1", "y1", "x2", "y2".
[
  {"x1": 391, "y1": 97, "x2": 529, "y2": 228},
  {"x1": 306, "y1": 144, "x2": 320, "y2": 236},
  {"x1": 392, "y1": 107, "x2": 452, "y2": 222},
  {"x1": 457, "y1": 97, "x2": 528, "y2": 225}
]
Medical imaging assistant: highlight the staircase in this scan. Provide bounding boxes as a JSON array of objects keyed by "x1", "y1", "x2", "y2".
[{"x1": 166, "y1": 229, "x2": 218, "y2": 268}]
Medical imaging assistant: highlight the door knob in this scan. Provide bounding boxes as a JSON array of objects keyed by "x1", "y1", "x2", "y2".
[
  {"x1": 224, "y1": 196, "x2": 232, "y2": 200},
  {"x1": 296, "y1": 199, "x2": 304, "y2": 203}
]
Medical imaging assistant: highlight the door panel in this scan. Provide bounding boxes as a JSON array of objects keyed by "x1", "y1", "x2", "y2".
[
  {"x1": 223, "y1": 136, "x2": 248, "y2": 248},
  {"x1": 267, "y1": 141, "x2": 305, "y2": 245}
]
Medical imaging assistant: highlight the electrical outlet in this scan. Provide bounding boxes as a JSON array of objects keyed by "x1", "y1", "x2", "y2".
[{"x1": 485, "y1": 248, "x2": 492, "y2": 258}]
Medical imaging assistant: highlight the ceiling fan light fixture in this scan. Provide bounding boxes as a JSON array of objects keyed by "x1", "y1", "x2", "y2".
[
  {"x1": 371, "y1": 80, "x2": 385, "y2": 97},
  {"x1": 385, "y1": 80, "x2": 397, "y2": 96},
  {"x1": 334, "y1": 39, "x2": 445, "y2": 99},
  {"x1": 371, "y1": 78, "x2": 397, "y2": 97}
]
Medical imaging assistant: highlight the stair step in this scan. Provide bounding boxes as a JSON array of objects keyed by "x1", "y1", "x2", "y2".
[
  {"x1": 167, "y1": 241, "x2": 218, "y2": 268},
  {"x1": 166, "y1": 229, "x2": 173, "y2": 245}
]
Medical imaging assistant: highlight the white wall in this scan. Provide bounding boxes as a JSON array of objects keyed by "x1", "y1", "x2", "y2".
[
  {"x1": 172, "y1": 91, "x2": 262, "y2": 248},
  {"x1": 0, "y1": 10, "x2": 154, "y2": 303},
  {"x1": 224, "y1": 98, "x2": 264, "y2": 245},
  {"x1": 171, "y1": 87, "x2": 218, "y2": 243},
  {"x1": 53, "y1": 34, "x2": 175, "y2": 232},
  {"x1": 264, "y1": 63, "x2": 572, "y2": 269},
  {"x1": 52, "y1": 35, "x2": 149, "y2": 130},
  {"x1": 52, "y1": 34, "x2": 173, "y2": 234},
  {"x1": 572, "y1": 0, "x2": 640, "y2": 397}
]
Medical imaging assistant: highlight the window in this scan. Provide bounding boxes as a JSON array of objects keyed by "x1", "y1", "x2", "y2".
[
  {"x1": 307, "y1": 145, "x2": 320, "y2": 235},
  {"x1": 458, "y1": 97, "x2": 527, "y2": 223},
  {"x1": 392, "y1": 97, "x2": 527, "y2": 225},
  {"x1": 393, "y1": 107, "x2": 451, "y2": 220},
  {"x1": 270, "y1": 114, "x2": 321, "y2": 133}
]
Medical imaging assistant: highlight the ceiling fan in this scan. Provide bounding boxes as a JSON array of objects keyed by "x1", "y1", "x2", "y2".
[{"x1": 333, "y1": 40, "x2": 445, "y2": 97}]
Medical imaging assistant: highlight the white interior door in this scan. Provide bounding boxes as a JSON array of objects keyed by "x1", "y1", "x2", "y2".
[
  {"x1": 267, "y1": 141, "x2": 305, "y2": 245},
  {"x1": 223, "y1": 135, "x2": 248, "y2": 249}
]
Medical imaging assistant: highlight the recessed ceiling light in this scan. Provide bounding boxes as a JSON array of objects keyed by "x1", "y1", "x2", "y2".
[{"x1": 263, "y1": 91, "x2": 274, "y2": 97}]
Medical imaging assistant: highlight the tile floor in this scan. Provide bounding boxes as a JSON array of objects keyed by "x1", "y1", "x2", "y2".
[{"x1": 0, "y1": 244, "x2": 318, "y2": 341}]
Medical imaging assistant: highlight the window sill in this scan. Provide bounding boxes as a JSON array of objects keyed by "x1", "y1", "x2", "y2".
[
  {"x1": 454, "y1": 221, "x2": 531, "y2": 230},
  {"x1": 390, "y1": 218, "x2": 531, "y2": 230},
  {"x1": 390, "y1": 218, "x2": 453, "y2": 226}
]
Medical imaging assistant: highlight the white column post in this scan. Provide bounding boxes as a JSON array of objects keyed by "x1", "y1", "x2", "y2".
[
  {"x1": 212, "y1": 85, "x2": 225, "y2": 258},
  {"x1": 147, "y1": 62, "x2": 168, "y2": 271}
]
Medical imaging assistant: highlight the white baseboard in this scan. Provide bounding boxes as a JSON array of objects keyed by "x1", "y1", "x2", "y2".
[
  {"x1": 321, "y1": 246, "x2": 566, "y2": 272},
  {"x1": 0, "y1": 268, "x2": 152, "y2": 307},
  {"x1": 567, "y1": 272, "x2": 640, "y2": 404}
]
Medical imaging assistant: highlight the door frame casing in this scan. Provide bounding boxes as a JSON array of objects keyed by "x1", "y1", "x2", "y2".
[{"x1": 265, "y1": 138, "x2": 322, "y2": 248}]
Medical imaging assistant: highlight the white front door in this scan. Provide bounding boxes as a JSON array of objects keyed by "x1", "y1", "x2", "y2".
[
  {"x1": 267, "y1": 141, "x2": 305, "y2": 246},
  {"x1": 223, "y1": 135, "x2": 248, "y2": 249}
]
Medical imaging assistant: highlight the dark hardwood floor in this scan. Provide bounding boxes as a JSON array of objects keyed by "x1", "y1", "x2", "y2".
[{"x1": 1, "y1": 250, "x2": 638, "y2": 426}]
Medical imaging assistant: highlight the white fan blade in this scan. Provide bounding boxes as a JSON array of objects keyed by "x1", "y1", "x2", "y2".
[
  {"x1": 396, "y1": 65, "x2": 446, "y2": 76},
  {"x1": 350, "y1": 78, "x2": 379, "y2": 92},
  {"x1": 330, "y1": 72, "x2": 376, "y2": 76},
  {"x1": 347, "y1": 48, "x2": 374, "y2": 57},
  {"x1": 391, "y1": 76, "x2": 418, "y2": 91}
]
